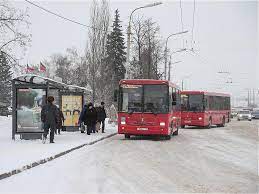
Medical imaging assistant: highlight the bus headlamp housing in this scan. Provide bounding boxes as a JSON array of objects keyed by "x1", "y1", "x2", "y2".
[
  {"x1": 160, "y1": 122, "x2": 166, "y2": 126},
  {"x1": 121, "y1": 117, "x2": 126, "y2": 125}
]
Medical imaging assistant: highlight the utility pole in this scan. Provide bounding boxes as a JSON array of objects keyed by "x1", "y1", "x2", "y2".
[
  {"x1": 164, "y1": 31, "x2": 188, "y2": 80},
  {"x1": 168, "y1": 56, "x2": 171, "y2": 81},
  {"x1": 253, "y1": 89, "x2": 255, "y2": 107},
  {"x1": 168, "y1": 60, "x2": 181, "y2": 81},
  {"x1": 247, "y1": 89, "x2": 250, "y2": 107}
]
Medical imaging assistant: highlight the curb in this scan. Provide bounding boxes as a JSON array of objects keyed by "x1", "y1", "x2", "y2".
[{"x1": 0, "y1": 132, "x2": 117, "y2": 181}]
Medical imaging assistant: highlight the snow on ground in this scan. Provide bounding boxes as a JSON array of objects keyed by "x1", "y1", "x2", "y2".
[
  {"x1": 0, "y1": 120, "x2": 257, "y2": 193},
  {"x1": 0, "y1": 116, "x2": 117, "y2": 175}
]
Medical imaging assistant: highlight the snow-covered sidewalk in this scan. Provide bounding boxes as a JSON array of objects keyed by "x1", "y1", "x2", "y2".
[{"x1": 0, "y1": 116, "x2": 117, "y2": 177}]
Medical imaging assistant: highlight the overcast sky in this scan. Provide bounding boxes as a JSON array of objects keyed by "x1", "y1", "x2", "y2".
[{"x1": 13, "y1": 0, "x2": 258, "y2": 105}]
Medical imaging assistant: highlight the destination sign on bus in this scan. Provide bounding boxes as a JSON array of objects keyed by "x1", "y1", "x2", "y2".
[{"x1": 121, "y1": 84, "x2": 142, "y2": 89}]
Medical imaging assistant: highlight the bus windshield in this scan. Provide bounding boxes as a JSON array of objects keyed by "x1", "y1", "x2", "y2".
[
  {"x1": 119, "y1": 84, "x2": 169, "y2": 113},
  {"x1": 181, "y1": 94, "x2": 204, "y2": 112}
]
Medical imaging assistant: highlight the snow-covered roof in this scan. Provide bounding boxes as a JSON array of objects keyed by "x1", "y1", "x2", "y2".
[{"x1": 13, "y1": 74, "x2": 92, "y2": 93}]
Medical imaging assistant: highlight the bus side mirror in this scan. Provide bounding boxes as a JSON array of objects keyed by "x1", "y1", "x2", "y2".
[
  {"x1": 172, "y1": 101, "x2": 177, "y2": 106},
  {"x1": 113, "y1": 90, "x2": 118, "y2": 102}
]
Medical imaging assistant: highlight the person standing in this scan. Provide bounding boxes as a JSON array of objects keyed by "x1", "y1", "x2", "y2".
[
  {"x1": 56, "y1": 107, "x2": 65, "y2": 135},
  {"x1": 83, "y1": 103, "x2": 97, "y2": 135},
  {"x1": 78, "y1": 104, "x2": 88, "y2": 133},
  {"x1": 41, "y1": 96, "x2": 59, "y2": 144},
  {"x1": 95, "y1": 106, "x2": 101, "y2": 133},
  {"x1": 99, "y1": 102, "x2": 107, "y2": 133}
]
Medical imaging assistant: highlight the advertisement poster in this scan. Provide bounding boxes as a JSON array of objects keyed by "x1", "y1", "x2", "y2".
[
  {"x1": 62, "y1": 95, "x2": 82, "y2": 126},
  {"x1": 17, "y1": 88, "x2": 46, "y2": 132}
]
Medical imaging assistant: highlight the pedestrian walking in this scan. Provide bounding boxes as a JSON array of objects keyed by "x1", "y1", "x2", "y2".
[
  {"x1": 41, "y1": 96, "x2": 59, "y2": 144},
  {"x1": 82, "y1": 102, "x2": 97, "y2": 135},
  {"x1": 56, "y1": 106, "x2": 65, "y2": 135},
  {"x1": 99, "y1": 102, "x2": 107, "y2": 133}
]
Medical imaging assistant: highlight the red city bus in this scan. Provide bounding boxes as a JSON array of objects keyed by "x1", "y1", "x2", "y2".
[
  {"x1": 180, "y1": 91, "x2": 231, "y2": 128},
  {"x1": 116, "y1": 79, "x2": 181, "y2": 139}
]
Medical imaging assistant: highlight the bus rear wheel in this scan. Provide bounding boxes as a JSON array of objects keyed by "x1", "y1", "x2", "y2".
[
  {"x1": 220, "y1": 117, "x2": 225, "y2": 127},
  {"x1": 125, "y1": 134, "x2": 130, "y2": 139}
]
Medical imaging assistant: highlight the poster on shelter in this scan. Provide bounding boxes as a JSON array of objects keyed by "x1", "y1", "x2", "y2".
[
  {"x1": 62, "y1": 95, "x2": 82, "y2": 126},
  {"x1": 17, "y1": 88, "x2": 46, "y2": 132}
]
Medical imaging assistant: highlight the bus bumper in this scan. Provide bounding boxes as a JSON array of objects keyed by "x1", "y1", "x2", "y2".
[
  {"x1": 118, "y1": 125, "x2": 169, "y2": 136},
  {"x1": 181, "y1": 120, "x2": 205, "y2": 127}
]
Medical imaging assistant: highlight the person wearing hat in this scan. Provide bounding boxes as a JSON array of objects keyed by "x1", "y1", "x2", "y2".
[
  {"x1": 82, "y1": 102, "x2": 97, "y2": 135},
  {"x1": 41, "y1": 96, "x2": 59, "y2": 143},
  {"x1": 99, "y1": 102, "x2": 107, "y2": 133}
]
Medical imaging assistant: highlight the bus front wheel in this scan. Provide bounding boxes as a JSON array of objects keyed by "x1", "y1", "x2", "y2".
[{"x1": 125, "y1": 134, "x2": 130, "y2": 139}]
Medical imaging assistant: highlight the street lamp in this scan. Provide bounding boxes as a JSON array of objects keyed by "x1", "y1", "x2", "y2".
[
  {"x1": 126, "y1": 2, "x2": 163, "y2": 78},
  {"x1": 168, "y1": 60, "x2": 182, "y2": 81},
  {"x1": 164, "y1": 30, "x2": 188, "y2": 80}
]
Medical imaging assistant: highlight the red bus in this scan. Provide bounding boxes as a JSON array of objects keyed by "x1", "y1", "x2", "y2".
[
  {"x1": 116, "y1": 79, "x2": 181, "y2": 139},
  {"x1": 181, "y1": 91, "x2": 231, "y2": 128}
]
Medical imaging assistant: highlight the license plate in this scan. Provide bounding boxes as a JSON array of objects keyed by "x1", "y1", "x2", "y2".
[
  {"x1": 185, "y1": 121, "x2": 191, "y2": 123},
  {"x1": 137, "y1": 128, "x2": 148, "y2": 131}
]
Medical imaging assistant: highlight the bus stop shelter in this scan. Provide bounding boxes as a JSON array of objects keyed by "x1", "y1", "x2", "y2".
[{"x1": 12, "y1": 74, "x2": 92, "y2": 140}]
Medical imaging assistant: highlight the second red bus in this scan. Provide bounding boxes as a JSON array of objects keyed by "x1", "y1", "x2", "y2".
[{"x1": 181, "y1": 91, "x2": 231, "y2": 128}]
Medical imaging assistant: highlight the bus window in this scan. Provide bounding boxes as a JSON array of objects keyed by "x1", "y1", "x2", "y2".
[
  {"x1": 120, "y1": 85, "x2": 143, "y2": 112},
  {"x1": 143, "y1": 85, "x2": 169, "y2": 113},
  {"x1": 181, "y1": 94, "x2": 188, "y2": 111}
]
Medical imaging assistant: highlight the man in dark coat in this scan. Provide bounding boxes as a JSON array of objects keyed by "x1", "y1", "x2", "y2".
[
  {"x1": 41, "y1": 96, "x2": 59, "y2": 143},
  {"x1": 78, "y1": 104, "x2": 88, "y2": 133},
  {"x1": 82, "y1": 102, "x2": 97, "y2": 135},
  {"x1": 99, "y1": 102, "x2": 107, "y2": 133},
  {"x1": 56, "y1": 107, "x2": 65, "y2": 135}
]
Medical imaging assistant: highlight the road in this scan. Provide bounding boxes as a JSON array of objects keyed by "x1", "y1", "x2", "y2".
[{"x1": 0, "y1": 120, "x2": 258, "y2": 193}]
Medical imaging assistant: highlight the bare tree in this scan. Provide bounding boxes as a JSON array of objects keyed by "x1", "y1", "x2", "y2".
[
  {"x1": 84, "y1": 0, "x2": 110, "y2": 103},
  {"x1": 130, "y1": 16, "x2": 163, "y2": 79},
  {"x1": 0, "y1": 0, "x2": 31, "y2": 66}
]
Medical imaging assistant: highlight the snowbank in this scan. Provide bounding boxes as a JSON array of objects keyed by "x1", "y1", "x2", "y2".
[{"x1": 0, "y1": 116, "x2": 117, "y2": 176}]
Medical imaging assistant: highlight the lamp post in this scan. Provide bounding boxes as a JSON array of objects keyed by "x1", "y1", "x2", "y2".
[
  {"x1": 126, "y1": 2, "x2": 163, "y2": 79},
  {"x1": 168, "y1": 60, "x2": 182, "y2": 81},
  {"x1": 167, "y1": 48, "x2": 186, "y2": 81},
  {"x1": 164, "y1": 30, "x2": 188, "y2": 80}
]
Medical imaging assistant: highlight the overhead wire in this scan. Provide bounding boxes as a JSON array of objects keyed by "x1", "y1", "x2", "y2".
[{"x1": 24, "y1": 0, "x2": 107, "y2": 32}]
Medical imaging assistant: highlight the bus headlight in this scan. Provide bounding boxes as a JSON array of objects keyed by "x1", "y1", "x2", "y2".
[
  {"x1": 160, "y1": 122, "x2": 165, "y2": 126},
  {"x1": 121, "y1": 117, "x2": 126, "y2": 125},
  {"x1": 198, "y1": 117, "x2": 202, "y2": 120}
]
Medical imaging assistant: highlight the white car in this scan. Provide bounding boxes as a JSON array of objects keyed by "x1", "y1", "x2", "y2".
[{"x1": 237, "y1": 110, "x2": 252, "y2": 121}]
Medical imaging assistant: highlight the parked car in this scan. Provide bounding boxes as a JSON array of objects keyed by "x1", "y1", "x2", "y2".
[
  {"x1": 251, "y1": 110, "x2": 259, "y2": 119},
  {"x1": 237, "y1": 110, "x2": 252, "y2": 121},
  {"x1": 230, "y1": 110, "x2": 238, "y2": 118}
]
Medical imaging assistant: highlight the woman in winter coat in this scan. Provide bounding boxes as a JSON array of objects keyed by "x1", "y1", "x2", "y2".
[{"x1": 82, "y1": 103, "x2": 97, "y2": 135}]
